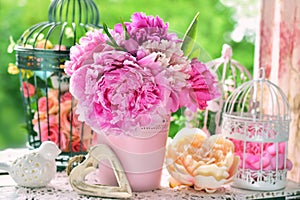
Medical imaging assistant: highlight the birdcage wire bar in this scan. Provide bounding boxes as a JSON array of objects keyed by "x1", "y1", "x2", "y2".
[{"x1": 202, "y1": 44, "x2": 252, "y2": 134}]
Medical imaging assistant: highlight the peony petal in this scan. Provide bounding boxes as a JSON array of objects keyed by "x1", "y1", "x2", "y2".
[
  {"x1": 169, "y1": 177, "x2": 182, "y2": 188},
  {"x1": 262, "y1": 155, "x2": 271, "y2": 169},
  {"x1": 194, "y1": 174, "x2": 227, "y2": 192},
  {"x1": 166, "y1": 162, "x2": 194, "y2": 185},
  {"x1": 266, "y1": 143, "x2": 276, "y2": 156},
  {"x1": 172, "y1": 127, "x2": 207, "y2": 146},
  {"x1": 278, "y1": 142, "x2": 286, "y2": 154},
  {"x1": 245, "y1": 153, "x2": 260, "y2": 164},
  {"x1": 69, "y1": 65, "x2": 89, "y2": 101},
  {"x1": 193, "y1": 164, "x2": 229, "y2": 181}
]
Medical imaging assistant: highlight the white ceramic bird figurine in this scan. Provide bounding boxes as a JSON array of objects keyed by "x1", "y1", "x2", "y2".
[{"x1": 0, "y1": 141, "x2": 61, "y2": 187}]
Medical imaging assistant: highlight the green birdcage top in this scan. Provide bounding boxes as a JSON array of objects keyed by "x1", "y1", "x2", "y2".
[{"x1": 15, "y1": 0, "x2": 101, "y2": 71}]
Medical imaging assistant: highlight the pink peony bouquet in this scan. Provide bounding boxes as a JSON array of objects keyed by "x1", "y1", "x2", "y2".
[{"x1": 65, "y1": 12, "x2": 220, "y2": 135}]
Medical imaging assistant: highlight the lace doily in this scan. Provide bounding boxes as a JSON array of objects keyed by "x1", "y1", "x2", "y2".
[{"x1": 1, "y1": 149, "x2": 300, "y2": 199}]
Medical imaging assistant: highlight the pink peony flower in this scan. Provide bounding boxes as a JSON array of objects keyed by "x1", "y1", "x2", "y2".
[
  {"x1": 65, "y1": 30, "x2": 110, "y2": 76},
  {"x1": 73, "y1": 51, "x2": 165, "y2": 134},
  {"x1": 65, "y1": 12, "x2": 220, "y2": 135},
  {"x1": 22, "y1": 82, "x2": 35, "y2": 98},
  {"x1": 116, "y1": 12, "x2": 178, "y2": 45},
  {"x1": 136, "y1": 41, "x2": 191, "y2": 112},
  {"x1": 185, "y1": 59, "x2": 220, "y2": 111}
]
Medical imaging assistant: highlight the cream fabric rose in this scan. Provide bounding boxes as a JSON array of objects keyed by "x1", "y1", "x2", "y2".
[{"x1": 166, "y1": 127, "x2": 239, "y2": 193}]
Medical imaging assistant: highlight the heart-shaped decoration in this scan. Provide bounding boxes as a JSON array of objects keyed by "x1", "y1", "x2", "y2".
[{"x1": 68, "y1": 144, "x2": 132, "y2": 198}]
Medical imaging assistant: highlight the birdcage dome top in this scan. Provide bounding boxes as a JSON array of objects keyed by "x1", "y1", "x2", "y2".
[
  {"x1": 223, "y1": 69, "x2": 290, "y2": 120},
  {"x1": 15, "y1": 0, "x2": 100, "y2": 52},
  {"x1": 222, "y1": 69, "x2": 290, "y2": 142},
  {"x1": 14, "y1": 0, "x2": 101, "y2": 71},
  {"x1": 48, "y1": 0, "x2": 99, "y2": 24}
]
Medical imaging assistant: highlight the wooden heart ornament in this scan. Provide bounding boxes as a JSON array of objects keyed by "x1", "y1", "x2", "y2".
[{"x1": 68, "y1": 144, "x2": 132, "y2": 198}]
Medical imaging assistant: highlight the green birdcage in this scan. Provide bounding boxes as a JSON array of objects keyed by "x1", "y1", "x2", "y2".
[{"x1": 15, "y1": 0, "x2": 101, "y2": 170}]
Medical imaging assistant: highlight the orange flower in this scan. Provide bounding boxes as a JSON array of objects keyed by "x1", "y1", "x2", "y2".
[
  {"x1": 166, "y1": 127, "x2": 239, "y2": 193},
  {"x1": 32, "y1": 89, "x2": 96, "y2": 152},
  {"x1": 33, "y1": 115, "x2": 59, "y2": 145},
  {"x1": 32, "y1": 89, "x2": 59, "y2": 124},
  {"x1": 33, "y1": 115, "x2": 69, "y2": 152},
  {"x1": 59, "y1": 99, "x2": 95, "y2": 152}
]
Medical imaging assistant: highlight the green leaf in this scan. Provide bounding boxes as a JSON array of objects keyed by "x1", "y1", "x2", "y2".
[
  {"x1": 120, "y1": 17, "x2": 130, "y2": 40},
  {"x1": 103, "y1": 23, "x2": 119, "y2": 47},
  {"x1": 103, "y1": 23, "x2": 125, "y2": 51},
  {"x1": 189, "y1": 46, "x2": 201, "y2": 59},
  {"x1": 181, "y1": 12, "x2": 200, "y2": 58},
  {"x1": 169, "y1": 121, "x2": 180, "y2": 138}
]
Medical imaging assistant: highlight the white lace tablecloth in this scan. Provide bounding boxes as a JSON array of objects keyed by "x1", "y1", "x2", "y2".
[{"x1": 1, "y1": 148, "x2": 300, "y2": 200}]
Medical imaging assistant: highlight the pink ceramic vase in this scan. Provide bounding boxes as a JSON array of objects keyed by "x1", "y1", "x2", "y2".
[{"x1": 97, "y1": 116, "x2": 170, "y2": 192}]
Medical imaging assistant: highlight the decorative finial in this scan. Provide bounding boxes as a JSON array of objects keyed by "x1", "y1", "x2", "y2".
[{"x1": 221, "y1": 43, "x2": 233, "y2": 63}]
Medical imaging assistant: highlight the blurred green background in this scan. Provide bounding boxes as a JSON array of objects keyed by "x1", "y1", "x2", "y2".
[{"x1": 0, "y1": 0, "x2": 254, "y2": 150}]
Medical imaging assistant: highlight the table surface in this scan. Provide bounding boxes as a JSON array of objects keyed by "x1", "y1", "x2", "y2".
[{"x1": 1, "y1": 148, "x2": 300, "y2": 200}]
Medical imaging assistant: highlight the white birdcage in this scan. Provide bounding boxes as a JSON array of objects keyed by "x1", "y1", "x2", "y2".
[{"x1": 221, "y1": 69, "x2": 291, "y2": 191}]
